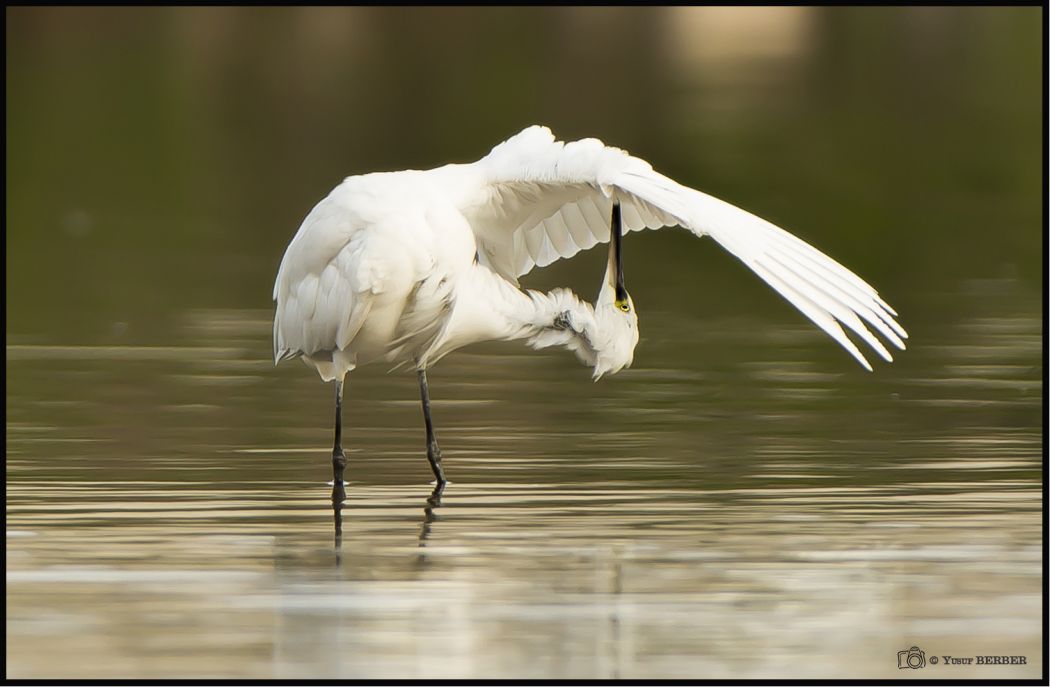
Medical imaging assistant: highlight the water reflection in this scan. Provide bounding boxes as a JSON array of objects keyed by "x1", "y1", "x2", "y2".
[
  {"x1": 332, "y1": 480, "x2": 445, "y2": 562},
  {"x1": 6, "y1": 278, "x2": 1042, "y2": 679},
  {"x1": 417, "y1": 482, "x2": 445, "y2": 550},
  {"x1": 331, "y1": 481, "x2": 345, "y2": 554},
  {"x1": 5, "y1": 5, "x2": 1042, "y2": 680},
  {"x1": 6, "y1": 480, "x2": 1041, "y2": 679}
]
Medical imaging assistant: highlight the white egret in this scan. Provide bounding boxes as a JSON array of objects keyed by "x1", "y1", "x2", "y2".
[{"x1": 273, "y1": 125, "x2": 906, "y2": 485}]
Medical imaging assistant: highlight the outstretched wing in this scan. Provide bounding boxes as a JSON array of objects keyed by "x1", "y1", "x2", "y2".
[{"x1": 458, "y1": 125, "x2": 907, "y2": 370}]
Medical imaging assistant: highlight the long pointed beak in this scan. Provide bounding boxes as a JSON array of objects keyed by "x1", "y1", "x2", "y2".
[{"x1": 608, "y1": 201, "x2": 628, "y2": 301}]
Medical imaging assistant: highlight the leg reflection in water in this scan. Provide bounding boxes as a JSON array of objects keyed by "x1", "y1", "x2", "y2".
[
  {"x1": 418, "y1": 482, "x2": 445, "y2": 547},
  {"x1": 415, "y1": 482, "x2": 445, "y2": 571},
  {"x1": 332, "y1": 481, "x2": 347, "y2": 563},
  {"x1": 329, "y1": 481, "x2": 445, "y2": 564}
]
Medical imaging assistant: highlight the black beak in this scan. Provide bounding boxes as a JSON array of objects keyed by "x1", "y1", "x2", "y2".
[{"x1": 611, "y1": 201, "x2": 627, "y2": 302}]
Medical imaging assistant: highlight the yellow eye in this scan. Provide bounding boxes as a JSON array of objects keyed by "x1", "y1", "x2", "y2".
[{"x1": 616, "y1": 299, "x2": 631, "y2": 313}]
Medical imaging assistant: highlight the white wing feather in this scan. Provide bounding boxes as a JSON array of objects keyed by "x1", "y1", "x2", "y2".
[
  {"x1": 458, "y1": 125, "x2": 906, "y2": 370},
  {"x1": 272, "y1": 189, "x2": 377, "y2": 366}
]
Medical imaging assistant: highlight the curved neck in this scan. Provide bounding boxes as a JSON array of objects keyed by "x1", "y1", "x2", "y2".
[
  {"x1": 428, "y1": 264, "x2": 601, "y2": 367},
  {"x1": 522, "y1": 287, "x2": 601, "y2": 368}
]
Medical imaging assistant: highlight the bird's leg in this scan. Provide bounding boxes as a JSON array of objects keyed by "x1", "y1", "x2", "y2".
[
  {"x1": 332, "y1": 379, "x2": 347, "y2": 485},
  {"x1": 416, "y1": 368, "x2": 447, "y2": 485}
]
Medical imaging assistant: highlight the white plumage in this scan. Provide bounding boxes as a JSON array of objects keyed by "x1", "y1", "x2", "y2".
[{"x1": 273, "y1": 125, "x2": 906, "y2": 484}]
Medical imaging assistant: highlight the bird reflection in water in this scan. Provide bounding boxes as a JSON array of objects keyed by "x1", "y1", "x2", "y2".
[
  {"x1": 414, "y1": 482, "x2": 445, "y2": 571},
  {"x1": 418, "y1": 482, "x2": 445, "y2": 547},
  {"x1": 331, "y1": 480, "x2": 347, "y2": 553},
  {"x1": 329, "y1": 481, "x2": 446, "y2": 566}
]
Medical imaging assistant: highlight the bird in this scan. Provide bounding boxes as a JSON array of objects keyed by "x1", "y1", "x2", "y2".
[{"x1": 273, "y1": 125, "x2": 907, "y2": 486}]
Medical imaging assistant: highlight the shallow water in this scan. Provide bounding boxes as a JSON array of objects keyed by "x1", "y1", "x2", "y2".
[
  {"x1": 6, "y1": 6, "x2": 1044, "y2": 681},
  {"x1": 7, "y1": 280, "x2": 1042, "y2": 680}
]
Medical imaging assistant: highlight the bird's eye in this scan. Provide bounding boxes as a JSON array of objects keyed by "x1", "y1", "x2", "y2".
[{"x1": 616, "y1": 300, "x2": 631, "y2": 313}]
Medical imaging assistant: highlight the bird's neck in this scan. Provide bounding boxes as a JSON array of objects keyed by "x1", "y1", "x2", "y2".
[
  {"x1": 427, "y1": 264, "x2": 601, "y2": 367},
  {"x1": 520, "y1": 287, "x2": 602, "y2": 368}
]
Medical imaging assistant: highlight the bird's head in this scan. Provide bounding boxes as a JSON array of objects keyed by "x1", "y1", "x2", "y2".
[{"x1": 591, "y1": 202, "x2": 639, "y2": 379}]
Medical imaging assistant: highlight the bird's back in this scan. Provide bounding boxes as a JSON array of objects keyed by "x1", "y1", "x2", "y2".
[{"x1": 272, "y1": 170, "x2": 478, "y2": 380}]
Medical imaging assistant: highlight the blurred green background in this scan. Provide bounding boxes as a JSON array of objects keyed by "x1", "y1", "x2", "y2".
[
  {"x1": 6, "y1": 8, "x2": 1044, "y2": 680},
  {"x1": 6, "y1": 6, "x2": 1042, "y2": 345}
]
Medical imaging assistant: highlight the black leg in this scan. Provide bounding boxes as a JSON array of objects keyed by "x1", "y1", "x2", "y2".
[
  {"x1": 417, "y1": 368, "x2": 447, "y2": 485},
  {"x1": 332, "y1": 379, "x2": 347, "y2": 485}
]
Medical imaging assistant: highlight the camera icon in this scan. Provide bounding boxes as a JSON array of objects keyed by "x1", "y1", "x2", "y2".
[{"x1": 898, "y1": 646, "x2": 926, "y2": 669}]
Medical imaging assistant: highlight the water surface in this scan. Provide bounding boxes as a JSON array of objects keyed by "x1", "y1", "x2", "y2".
[
  {"x1": 7, "y1": 282, "x2": 1042, "y2": 679},
  {"x1": 6, "y1": 6, "x2": 1043, "y2": 681}
]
